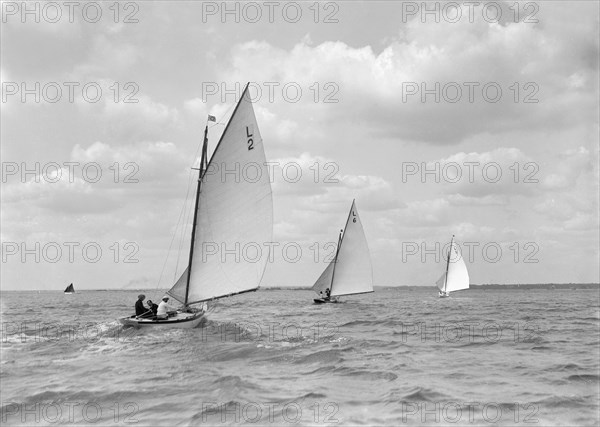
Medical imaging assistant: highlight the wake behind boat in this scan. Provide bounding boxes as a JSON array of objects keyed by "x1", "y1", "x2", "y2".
[
  {"x1": 119, "y1": 83, "x2": 273, "y2": 328},
  {"x1": 436, "y1": 235, "x2": 470, "y2": 297},
  {"x1": 312, "y1": 200, "x2": 373, "y2": 303}
]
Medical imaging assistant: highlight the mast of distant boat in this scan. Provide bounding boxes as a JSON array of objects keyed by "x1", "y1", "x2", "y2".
[
  {"x1": 329, "y1": 199, "x2": 357, "y2": 297},
  {"x1": 443, "y1": 235, "x2": 454, "y2": 295},
  {"x1": 328, "y1": 228, "x2": 344, "y2": 296}
]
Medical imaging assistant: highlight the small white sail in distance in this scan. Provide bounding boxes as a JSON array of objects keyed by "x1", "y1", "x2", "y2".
[
  {"x1": 167, "y1": 84, "x2": 273, "y2": 305},
  {"x1": 436, "y1": 237, "x2": 469, "y2": 294},
  {"x1": 312, "y1": 200, "x2": 373, "y2": 297}
]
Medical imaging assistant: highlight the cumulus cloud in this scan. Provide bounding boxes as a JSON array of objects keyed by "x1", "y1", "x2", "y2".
[
  {"x1": 542, "y1": 146, "x2": 593, "y2": 190},
  {"x1": 424, "y1": 147, "x2": 539, "y2": 197}
]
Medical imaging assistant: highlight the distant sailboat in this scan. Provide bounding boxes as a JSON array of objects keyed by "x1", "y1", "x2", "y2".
[
  {"x1": 120, "y1": 83, "x2": 273, "y2": 328},
  {"x1": 64, "y1": 283, "x2": 75, "y2": 294},
  {"x1": 312, "y1": 200, "x2": 373, "y2": 303},
  {"x1": 436, "y1": 235, "x2": 469, "y2": 297}
]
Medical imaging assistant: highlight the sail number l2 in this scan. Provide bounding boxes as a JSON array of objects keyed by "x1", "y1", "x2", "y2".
[{"x1": 246, "y1": 126, "x2": 254, "y2": 150}]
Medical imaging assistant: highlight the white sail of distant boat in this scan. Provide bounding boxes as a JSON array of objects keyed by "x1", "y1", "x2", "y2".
[
  {"x1": 120, "y1": 83, "x2": 273, "y2": 328},
  {"x1": 64, "y1": 283, "x2": 75, "y2": 294},
  {"x1": 312, "y1": 200, "x2": 373, "y2": 303},
  {"x1": 436, "y1": 235, "x2": 469, "y2": 298}
]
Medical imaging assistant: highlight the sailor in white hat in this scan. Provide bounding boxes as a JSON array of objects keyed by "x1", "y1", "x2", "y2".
[{"x1": 157, "y1": 295, "x2": 174, "y2": 320}]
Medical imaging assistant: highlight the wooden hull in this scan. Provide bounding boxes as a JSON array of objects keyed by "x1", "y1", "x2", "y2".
[
  {"x1": 119, "y1": 311, "x2": 204, "y2": 329},
  {"x1": 438, "y1": 291, "x2": 450, "y2": 298}
]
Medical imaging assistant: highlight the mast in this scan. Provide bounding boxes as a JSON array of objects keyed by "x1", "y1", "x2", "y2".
[
  {"x1": 329, "y1": 228, "x2": 344, "y2": 295},
  {"x1": 183, "y1": 123, "x2": 209, "y2": 306},
  {"x1": 329, "y1": 200, "x2": 356, "y2": 296},
  {"x1": 443, "y1": 235, "x2": 454, "y2": 293}
]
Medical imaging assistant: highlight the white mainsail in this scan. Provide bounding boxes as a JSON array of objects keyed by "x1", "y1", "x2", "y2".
[
  {"x1": 167, "y1": 85, "x2": 273, "y2": 305},
  {"x1": 436, "y1": 238, "x2": 469, "y2": 294},
  {"x1": 312, "y1": 200, "x2": 373, "y2": 298}
]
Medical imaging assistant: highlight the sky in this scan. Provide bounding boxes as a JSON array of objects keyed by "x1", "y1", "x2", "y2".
[{"x1": 1, "y1": 1, "x2": 599, "y2": 290}]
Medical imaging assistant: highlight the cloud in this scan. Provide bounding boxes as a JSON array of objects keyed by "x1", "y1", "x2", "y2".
[
  {"x1": 425, "y1": 147, "x2": 539, "y2": 197},
  {"x1": 218, "y1": 7, "x2": 598, "y2": 145},
  {"x1": 542, "y1": 146, "x2": 593, "y2": 190}
]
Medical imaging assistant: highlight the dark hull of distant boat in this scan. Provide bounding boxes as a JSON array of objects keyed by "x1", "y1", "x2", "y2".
[{"x1": 314, "y1": 298, "x2": 339, "y2": 304}]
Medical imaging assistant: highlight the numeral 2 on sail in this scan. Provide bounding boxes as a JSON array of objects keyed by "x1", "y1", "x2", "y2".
[{"x1": 246, "y1": 126, "x2": 254, "y2": 150}]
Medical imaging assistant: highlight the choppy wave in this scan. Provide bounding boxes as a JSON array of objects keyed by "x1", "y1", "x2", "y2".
[{"x1": 1, "y1": 287, "x2": 599, "y2": 426}]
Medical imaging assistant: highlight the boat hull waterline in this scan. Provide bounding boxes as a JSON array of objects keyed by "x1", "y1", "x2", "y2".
[
  {"x1": 119, "y1": 311, "x2": 204, "y2": 329},
  {"x1": 313, "y1": 298, "x2": 340, "y2": 304}
]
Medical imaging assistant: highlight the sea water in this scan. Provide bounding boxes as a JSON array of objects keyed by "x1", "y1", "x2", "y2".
[{"x1": 1, "y1": 287, "x2": 598, "y2": 426}]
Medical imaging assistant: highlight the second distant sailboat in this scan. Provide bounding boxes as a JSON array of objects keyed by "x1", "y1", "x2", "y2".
[
  {"x1": 436, "y1": 235, "x2": 469, "y2": 297},
  {"x1": 312, "y1": 200, "x2": 373, "y2": 303}
]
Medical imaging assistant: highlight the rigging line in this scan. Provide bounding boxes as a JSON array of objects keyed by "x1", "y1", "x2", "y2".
[
  {"x1": 154, "y1": 168, "x2": 195, "y2": 297},
  {"x1": 173, "y1": 169, "x2": 196, "y2": 281},
  {"x1": 173, "y1": 134, "x2": 206, "y2": 281},
  {"x1": 155, "y1": 137, "x2": 204, "y2": 298}
]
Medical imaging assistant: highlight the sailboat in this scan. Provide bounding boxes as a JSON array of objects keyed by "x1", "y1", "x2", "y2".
[
  {"x1": 312, "y1": 200, "x2": 373, "y2": 303},
  {"x1": 64, "y1": 283, "x2": 75, "y2": 294},
  {"x1": 436, "y1": 235, "x2": 469, "y2": 297},
  {"x1": 119, "y1": 83, "x2": 273, "y2": 328}
]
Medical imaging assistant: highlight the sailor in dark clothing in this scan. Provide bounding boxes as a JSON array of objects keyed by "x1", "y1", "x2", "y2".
[
  {"x1": 135, "y1": 294, "x2": 146, "y2": 316},
  {"x1": 146, "y1": 300, "x2": 158, "y2": 315}
]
